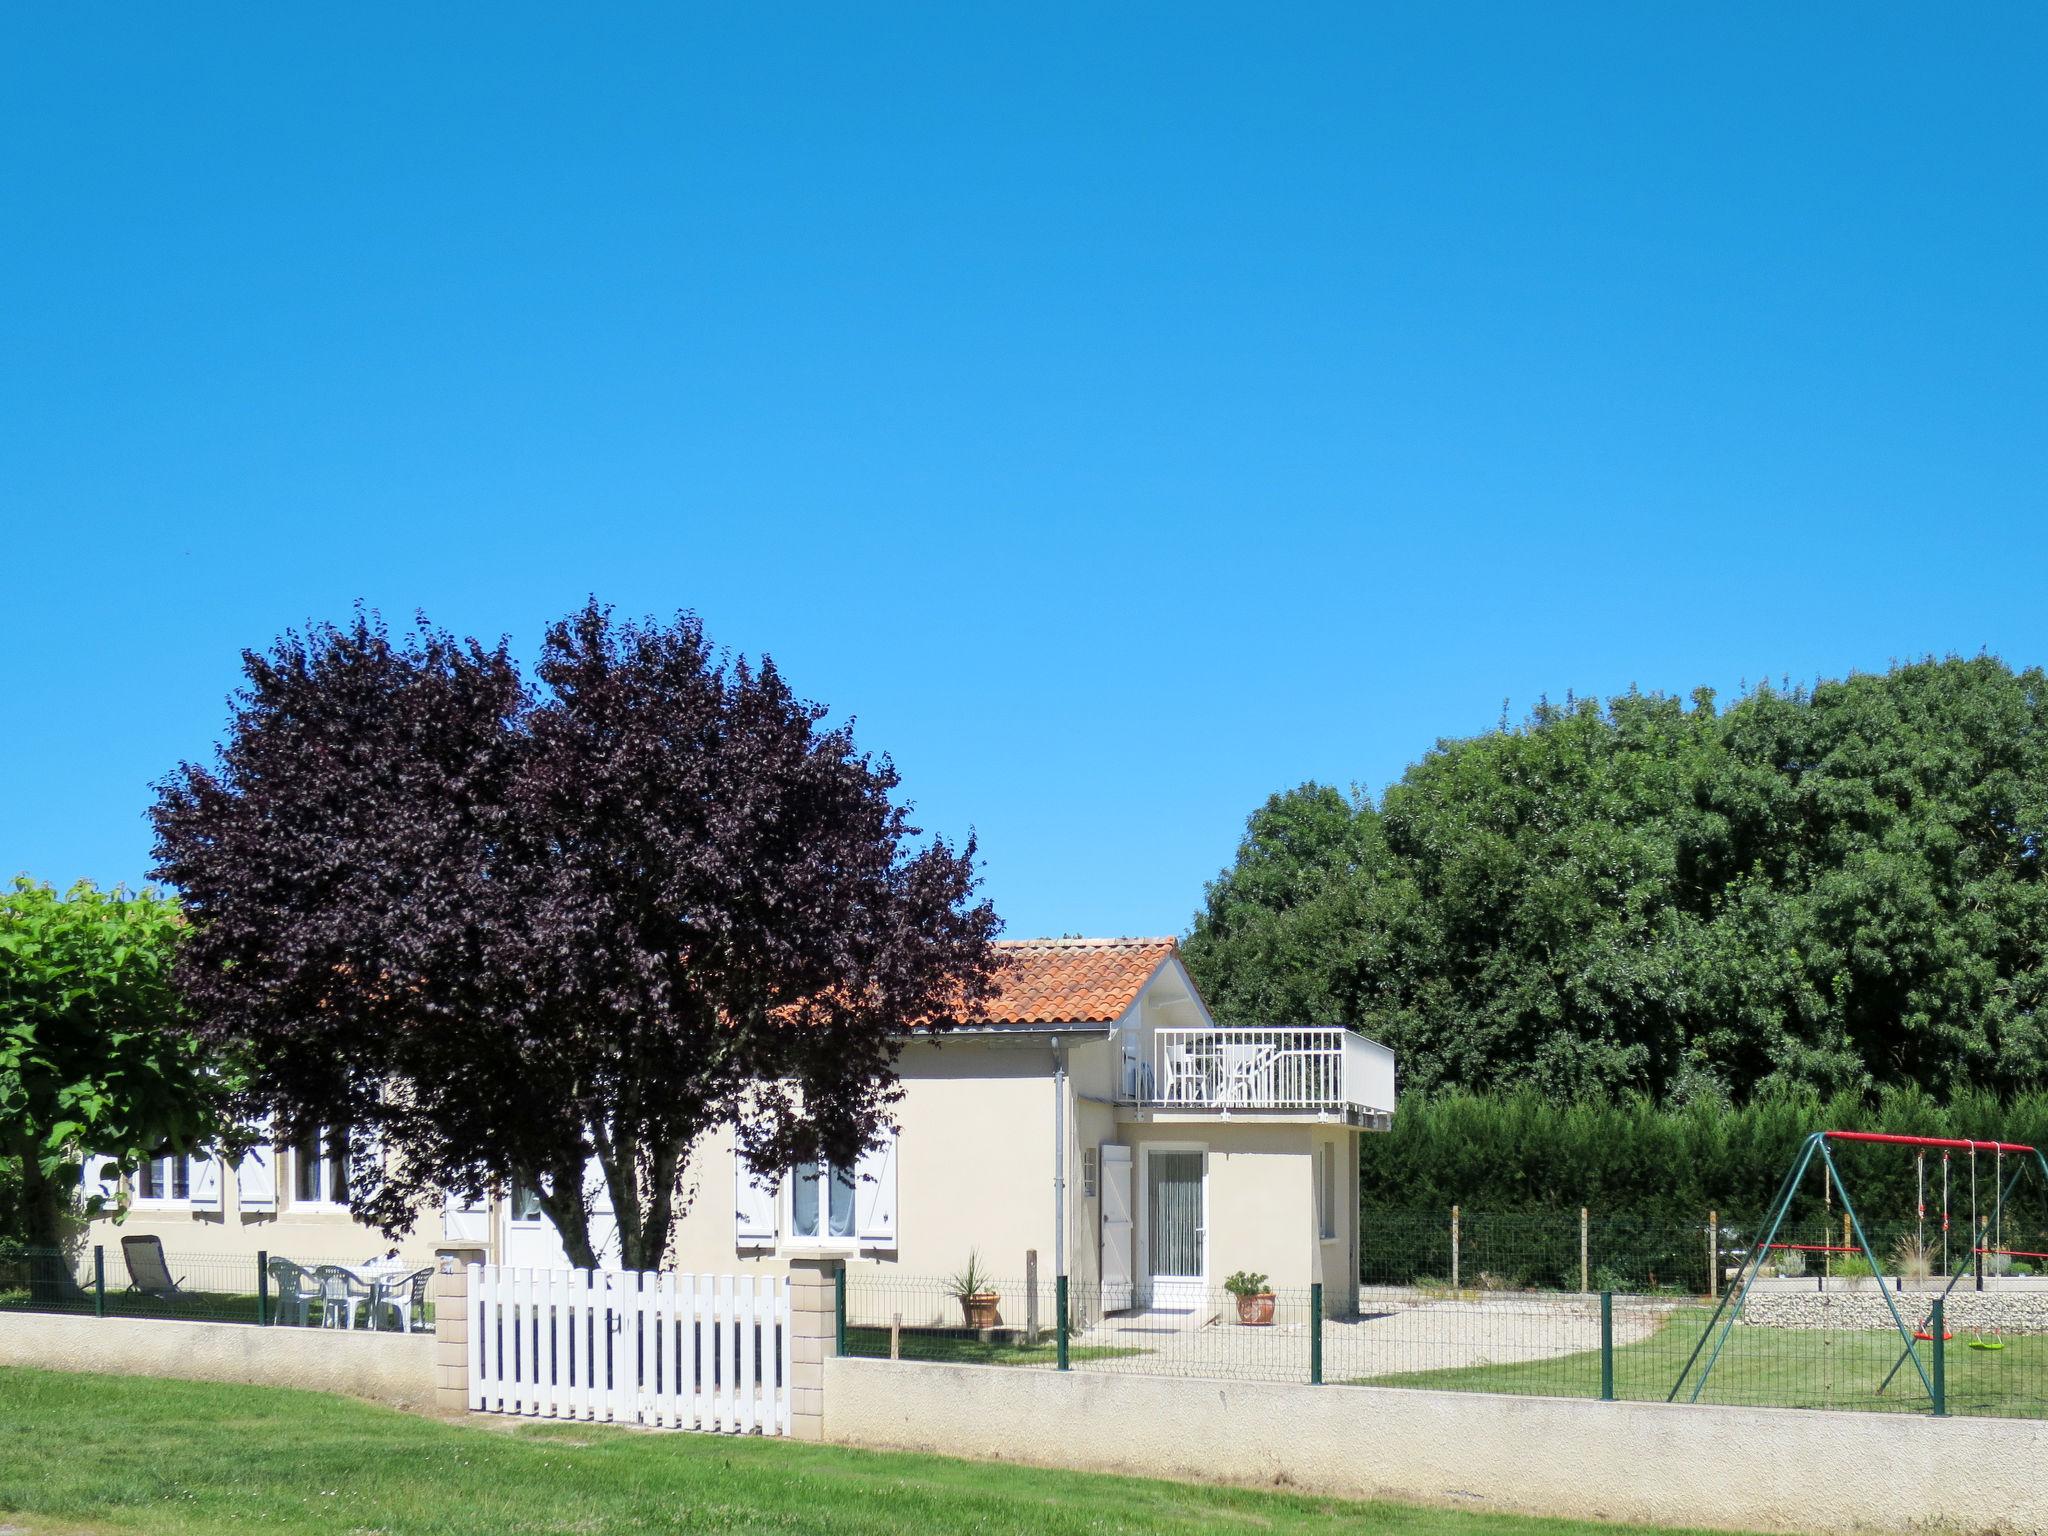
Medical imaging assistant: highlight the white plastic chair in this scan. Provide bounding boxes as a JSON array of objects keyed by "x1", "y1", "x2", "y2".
[
  {"x1": 265, "y1": 1257, "x2": 319, "y2": 1327},
  {"x1": 372, "y1": 1267, "x2": 433, "y2": 1333},
  {"x1": 314, "y1": 1265, "x2": 374, "y2": 1329}
]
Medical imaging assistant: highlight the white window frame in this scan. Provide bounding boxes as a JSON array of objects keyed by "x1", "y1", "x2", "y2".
[
  {"x1": 1318, "y1": 1141, "x2": 1338, "y2": 1242},
  {"x1": 784, "y1": 1158, "x2": 860, "y2": 1249},
  {"x1": 288, "y1": 1128, "x2": 350, "y2": 1212},
  {"x1": 131, "y1": 1153, "x2": 193, "y2": 1209},
  {"x1": 508, "y1": 1173, "x2": 547, "y2": 1227}
]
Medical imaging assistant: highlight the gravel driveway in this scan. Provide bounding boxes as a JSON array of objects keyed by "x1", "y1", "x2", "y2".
[{"x1": 1067, "y1": 1289, "x2": 1676, "y2": 1386}]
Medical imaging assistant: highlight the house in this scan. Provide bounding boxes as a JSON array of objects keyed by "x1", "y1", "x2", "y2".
[{"x1": 86, "y1": 938, "x2": 1395, "y2": 1311}]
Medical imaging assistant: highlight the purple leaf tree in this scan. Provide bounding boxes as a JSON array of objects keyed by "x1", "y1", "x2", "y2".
[{"x1": 151, "y1": 601, "x2": 1001, "y2": 1268}]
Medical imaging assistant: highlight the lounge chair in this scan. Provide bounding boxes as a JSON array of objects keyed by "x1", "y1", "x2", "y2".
[
  {"x1": 372, "y1": 1267, "x2": 434, "y2": 1333},
  {"x1": 265, "y1": 1256, "x2": 320, "y2": 1327},
  {"x1": 120, "y1": 1235, "x2": 182, "y2": 1299},
  {"x1": 313, "y1": 1264, "x2": 375, "y2": 1329}
]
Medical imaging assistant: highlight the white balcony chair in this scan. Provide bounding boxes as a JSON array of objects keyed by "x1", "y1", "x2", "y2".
[
  {"x1": 1160, "y1": 1036, "x2": 1209, "y2": 1104},
  {"x1": 1218, "y1": 1041, "x2": 1280, "y2": 1107}
]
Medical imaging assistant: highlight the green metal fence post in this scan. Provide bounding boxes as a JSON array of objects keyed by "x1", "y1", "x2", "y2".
[
  {"x1": 1931, "y1": 1298, "x2": 1946, "y2": 1417},
  {"x1": 1056, "y1": 1275, "x2": 1070, "y2": 1371},
  {"x1": 92, "y1": 1245, "x2": 105, "y2": 1318},
  {"x1": 256, "y1": 1250, "x2": 270, "y2": 1326},
  {"x1": 833, "y1": 1266, "x2": 846, "y2": 1356},
  {"x1": 1310, "y1": 1283, "x2": 1324, "y2": 1385},
  {"x1": 1599, "y1": 1291, "x2": 1614, "y2": 1401}
]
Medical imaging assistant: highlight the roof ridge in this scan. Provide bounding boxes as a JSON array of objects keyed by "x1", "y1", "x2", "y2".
[{"x1": 994, "y1": 935, "x2": 1178, "y2": 949}]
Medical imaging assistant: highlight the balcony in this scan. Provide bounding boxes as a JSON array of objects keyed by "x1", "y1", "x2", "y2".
[{"x1": 1116, "y1": 1027, "x2": 1395, "y2": 1126}]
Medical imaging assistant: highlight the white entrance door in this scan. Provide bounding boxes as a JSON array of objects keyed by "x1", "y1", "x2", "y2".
[
  {"x1": 1099, "y1": 1144, "x2": 1134, "y2": 1311},
  {"x1": 1144, "y1": 1148, "x2": 1205, "y2": 1312}
]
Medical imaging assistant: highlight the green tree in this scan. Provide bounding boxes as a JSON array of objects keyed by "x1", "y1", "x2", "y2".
[
  {"x1": 1186, "y1": 657, "x2": 2047, "y2": 1103},
  {"x1": 0, "y1": 878, "x2": 237, "y2": 1258}
]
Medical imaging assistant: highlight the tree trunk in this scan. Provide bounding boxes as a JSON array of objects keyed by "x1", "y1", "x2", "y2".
[
  {"x1": 539, "y1": 1166, "x2": 600, "y2": 1272},
  {"x1": 15, "y1": 1153, "x2": 86, "y2": 1303}
]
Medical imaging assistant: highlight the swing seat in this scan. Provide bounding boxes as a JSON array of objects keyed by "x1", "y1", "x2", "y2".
[
  {"x1": 1913, "y1": 1329, "x2": 1953, "y2": 1341},
  {"x1": 1968, "y1": 1337, "x2": 2006, "y2": 1351}
]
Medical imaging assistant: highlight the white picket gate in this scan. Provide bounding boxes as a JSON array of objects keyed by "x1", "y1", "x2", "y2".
[{"x1": 467, "y1": 1264, "x2": 792, "y2": 1435}]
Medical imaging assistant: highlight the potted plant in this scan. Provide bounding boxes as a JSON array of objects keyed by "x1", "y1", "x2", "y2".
[
  {"x1": 1225, "y1": 1270, "x2": 1275, "y2": 1326},
  {"x1": 948, "y1": 1250, "x2": 1001, "y2": 1329}
]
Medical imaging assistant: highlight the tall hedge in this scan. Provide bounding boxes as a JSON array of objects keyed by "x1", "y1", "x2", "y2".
[
  {"x1": 1356, "y1": 1089, "x2": 2048, "y2": 1289},
  {"x1": 1365, "y1": 1088, "x2": 2048, "y2": 1228},
  {"x1": 1187, "y1": 656, "x2": 2047, "y2": 1104}
]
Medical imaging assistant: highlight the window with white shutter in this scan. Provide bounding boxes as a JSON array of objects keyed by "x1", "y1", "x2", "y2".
[
  {"x1": 1318, "y1": 1141, "x2": 1337, "y2": 1240},
  {"x1": 189, "y1": 1155, "x2": 223, "y2": 1211},
  {"x1": 582, "y1": 1157, "x2": 621, "y2": 1266},
  {"x1": 443, "y1": 1191, "x2": 489, "y2": 1241},
  {"x1": 79, "y1": 1155, "x2": 121, "y2": 1211},
  {"x1": 133, "y1": 1154, "x2": 192, "y2": 1207},
  {"x1": 855, "y1": 1131, "x2": 898, "y2": 1248},
  {"x1": 289, "y1": 1127, "x2": 350, "y2": 1209},
  {"x1": 734, "y1": 1153, "x2": 779, "y2": 1247},
  {"x1": 235, "y1": 1141, "x2": 277, "y2": 1213}
]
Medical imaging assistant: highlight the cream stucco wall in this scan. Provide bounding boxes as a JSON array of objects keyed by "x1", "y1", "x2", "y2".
[
  {"x1": 666, "y1": 1033, "x2": 1066, "y2": 1294},
  {"x1": 1112, "y1": 1120, "x2": 1331, "y2": 1294},
  {"x1": 85, "y1": 1026, "x2": 1352, "y2": 1312},
  {"x1": 826, "y1": 1355, "x2": 2048, "y2": 1536}
]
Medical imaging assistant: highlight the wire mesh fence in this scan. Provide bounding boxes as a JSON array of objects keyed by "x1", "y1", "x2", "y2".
[
  {"x1": 845, "y1": 1221, "x2": 2048, "y2": 1421},
  {"x1": 0, "y1": 1245, "x2": 437, "y2": 1334}
]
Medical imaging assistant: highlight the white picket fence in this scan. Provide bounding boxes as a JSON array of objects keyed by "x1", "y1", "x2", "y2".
[{"x1": 468, "y1": 1264, "x2": 791, "y2": 1435}]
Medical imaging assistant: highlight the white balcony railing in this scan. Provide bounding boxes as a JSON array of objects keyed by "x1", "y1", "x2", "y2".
[{"x1": 1122, "y1": 1027, "x2": 1395, "y2": 1116}]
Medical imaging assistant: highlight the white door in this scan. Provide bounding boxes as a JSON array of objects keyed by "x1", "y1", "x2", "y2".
[
  {"x1": 1144, "y1": 1148, "x2": 1205, "y2": 1312},
  {"x1": 1099, "y1": 1144, "x2": 1134, "y2": 1311}
]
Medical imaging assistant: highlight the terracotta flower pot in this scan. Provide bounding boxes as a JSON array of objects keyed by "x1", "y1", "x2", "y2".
[
  {"x1": 960, "y1": 1292, "x2": 1001, "y2": 1329},
  {"x1": 1235, "y1": 1291, "x2": 1276, "y2": 1326}
]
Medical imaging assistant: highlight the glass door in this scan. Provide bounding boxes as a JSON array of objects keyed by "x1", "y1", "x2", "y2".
[{"x1": 1145, "y1": 1149, "x2": 1205, "y2": 1310}]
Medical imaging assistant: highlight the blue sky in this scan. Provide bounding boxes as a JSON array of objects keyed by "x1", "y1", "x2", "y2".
[{"x1": 4, "y1": 6, "x2": 2043, "y2": 941}]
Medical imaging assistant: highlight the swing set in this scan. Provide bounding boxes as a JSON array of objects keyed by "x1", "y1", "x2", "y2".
[{"x1": 1669, "y1": 1130, "x2": 2048, "y2": 1406}]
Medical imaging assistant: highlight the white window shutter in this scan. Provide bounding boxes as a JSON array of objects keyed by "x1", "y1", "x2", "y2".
[
  {"x1": 855, "y1": 1131, "x2": 898, "y2": 1247},
  {"x1": 189, "y1": 1155, "x2": 223, "y2": 1210},
  {"x1": 582, "y1": 1156, "x2": 622, "y2": 1265},
  {"x1": 234, "y1": 1143, "x2": 276, "y2": 1212},
  {"x1": 734, "y1": 1152, "x2": 778, "y2": 1247},
  {"x1": 1099, "y1": 1144, "x2": 1134, "y2": 1310},
  {"x1": 79, "y1": 1155, "x2": 120, "y2": 1208},
  {"x1": 354, "y1": 1128, "x2": 383, "y2": 1184},
  {"x1": 582, "y1": 1156, "x2": 614, "y2": 1214},
  {"x1": 442, "y1": 1192, "x2": 489, "y2": 1242}
]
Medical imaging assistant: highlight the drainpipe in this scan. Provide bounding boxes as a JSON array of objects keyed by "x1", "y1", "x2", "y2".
[{"x1": 1052, "y1": 1035, "x2": 1067, "y2": 1280}]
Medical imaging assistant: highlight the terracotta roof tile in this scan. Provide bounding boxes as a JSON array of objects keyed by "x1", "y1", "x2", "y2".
[{"x1": 975, "y1": 937, "x2": 1180, "y2": 1025}]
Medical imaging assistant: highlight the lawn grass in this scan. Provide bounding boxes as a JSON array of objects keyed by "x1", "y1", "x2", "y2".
[
  {"x1": 0, "y1": 1364, "x2": 1754, "y2": 1536},
  {"x1": 1351, "y1": 1305, "x2": 2048, "y2": 1418},
  {"x1": 842, "y1": 1323, "x2": 1146, "y2": 1367}
]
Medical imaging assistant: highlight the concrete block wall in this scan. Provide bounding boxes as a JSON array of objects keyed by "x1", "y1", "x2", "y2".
[
  {"x1": 0, "y1": 1312, "x2": 435, "y2": 1409},
  {"x1": 786, "y1": 1257, "x2": 836, "y2": 1440},
  {"x1": 823, "y1": 1354, "x2": 2048, "y2": 1536},
  {"x1": 433, "y1": 1261, "x2": 472, "y2": 1412}
]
